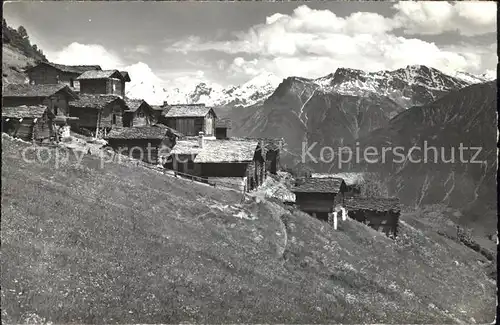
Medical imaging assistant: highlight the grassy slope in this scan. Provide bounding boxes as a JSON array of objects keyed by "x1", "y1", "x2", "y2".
[
  {"x1": 2, "y1": 44, "x2": 33, "y2": 86},
  {"x1": 1, "y1": 135, "x2": 496, "y2": 324}
]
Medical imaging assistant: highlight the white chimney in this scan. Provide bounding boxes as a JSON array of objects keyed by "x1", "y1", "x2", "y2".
[{"x1": 198, "y1": 131, "x2": 204, "y2": 148}]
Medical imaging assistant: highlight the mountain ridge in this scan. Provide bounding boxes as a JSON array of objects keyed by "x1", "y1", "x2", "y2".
[{"x1": 145, "y1": 65, "x2": 494, "y2": 109}]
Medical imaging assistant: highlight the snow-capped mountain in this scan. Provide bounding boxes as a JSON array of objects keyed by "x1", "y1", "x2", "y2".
[
  {"x1": 453, "y1": 70, "x2": 497, "y2": 84},
  {"x1": 220, "y1": 72, "x2": 282, "y2": 107},
  {"x1": 311, "y1": 65, "x2": 472, "y2": 108},
  {"x1": 163, "y1": 72, "x2": 282, "y2": 108},
  {"x1": 228, "y1": 64, "x2": 483, "y2": 164},
  {"x1": 127, "y1": 63, "x2": 493, "y2": 109}
]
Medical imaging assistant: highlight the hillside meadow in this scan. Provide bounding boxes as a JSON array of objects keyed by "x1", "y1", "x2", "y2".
[{"x1": 1, "y1": 135, "x2": 496, "y2": 323}]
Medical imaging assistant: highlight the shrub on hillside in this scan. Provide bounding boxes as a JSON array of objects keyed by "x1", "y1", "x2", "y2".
[{"x1": 2, "y1": 19, "x2": 47, "y2": 62}]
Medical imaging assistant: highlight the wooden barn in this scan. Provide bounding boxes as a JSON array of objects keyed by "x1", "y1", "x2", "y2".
[
  {"x1": 68, "y1": 94, "x2": 127, "y2": 132},
  {"x1": 123, "y1": 99, "x2": 155, "y2": 127},
  {"x1": 76, "y1": 69, "x2": 130, "y2": 98},
  {"x1": 25, "y1": 62, "x2": 101, "y2": 90},
  {"x1": 343, "y1": 197, "x2": 401, "y2": 238},
  {"x1": 161, "y1": 104, "x2": 217, "y2": 137},
  {"x1": 2, "y1": 105, "x2": 55, "y2": 142},
  {"x1": 2, "y1": 84, "x2": 79, "y2": 117},
  {"x1": 292, "y1": 177, "x2": 348, "y2": 221},
  {"x1": 105, "y1": 125, "x2": 182, "y2": 164},
  {"x1": 215, "y1": 118, "x2": 232, "y2": 139},
  {"x1": 169, "y1": 134, "x2": 265, "y2": 191}
]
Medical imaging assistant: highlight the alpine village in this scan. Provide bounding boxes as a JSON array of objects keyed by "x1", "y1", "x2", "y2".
[
  {"x1": 2, "y1": 49, "x2": 400, "y2": 238},
  {"x1": 1, "y1": 16, "x2": 496, "y2": 324}
]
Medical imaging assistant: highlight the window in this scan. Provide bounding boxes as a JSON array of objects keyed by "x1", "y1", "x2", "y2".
[
  {"x1": 112, "y1": 114, "x2": 117, "y2": 125},
  {"x1": 54, "y1": 105, "x2": 58, "y2": 116},
  {"x1": 70, "y1": 78, "x2": 74, "y2": 87},
  {"x1": 112, "y1": 83, "x2": 117, "y2": 93}
]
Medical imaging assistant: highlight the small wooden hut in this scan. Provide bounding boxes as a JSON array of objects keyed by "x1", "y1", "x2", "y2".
[
  {"x1": 2, "y1": 84, "x2": 79, "y2": 117},
  {"x1": 105, "y1": 125, "x2": 182, "y2": 164},
  {"x1": 76, "y1": 69, "x2": 130, "y2": 97},
  {"x1": 123, "y1": 99, "x2": 155, "y2": 127},
  {"x1": 169, "y1": 135, "x2": 265, "y2": 191},
  {"x1": 161, "y1": 104, "x2": 217, "y2": 137},
  {"x1": 68, "y1": 94, "x2": 127, "y2": 132},
  {"x1": 344, "y1": 197, "x2": 401, "y2": 237},
  {"x1": 25, "y1": 62, "x2": 101, "y2": 90},
  {"x1": 292, "y1": 177, "x2": 348, "y2": 221},
  {"x1": 2, "y1": 105, "x2": 55, "y2": 142}
]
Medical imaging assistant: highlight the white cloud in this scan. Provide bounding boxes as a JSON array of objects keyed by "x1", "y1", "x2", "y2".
[
  {"x1": 46, "y1": 42, "x2": 125, "y2": 69},
  {"x1": 393, "y1": 1, "x2": 497, "y2": 36},
  {"x1": 166, "y1": 3, "x2": 496, "y2": 80},
  {"x1": 229, "y1": 57, "x2": 267, "y2": 77}
]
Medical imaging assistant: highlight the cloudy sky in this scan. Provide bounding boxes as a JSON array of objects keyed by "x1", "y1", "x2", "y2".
[{"x1": 4, "y1": 1, "x2": 497, "y2": 91}]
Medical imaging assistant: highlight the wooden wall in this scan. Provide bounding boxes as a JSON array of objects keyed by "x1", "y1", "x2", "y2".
[
  {"x1": 98, "y1": 102, "x2": 124, "y2": 128},
  {"x1": 201, "y1": 163, "x2": 248, "y2": 177},
  {"x1": 165, "y1": 113, "x2": 215, "y2": 136},
  {"x1": 70, "y1": 107, "x2": 99, "y2": 129},
  {"x1": 171, "y1": 154, "x2": 202, "y2": 176},
  {"x1": 106, "y1": 78, "x2": 124, "y2": 97},
  {"x1": 70, "y1": 102, "x2": 123, "y2": 130},
  {"x1": 107, "y1": 139, "x2": 166, "y2": 164},
  {"x1": 165, "y1": 117, "x2": 196, "y2": 136},
  {"x1": 27, "y1": 65, "x2": 79, "y2": 88},
  {"x1": 80, "y1": 79, "x2": 107, "y2": 95},
  {"x1": 295, "y1": 192, "x2": 338, "y2": 214}
]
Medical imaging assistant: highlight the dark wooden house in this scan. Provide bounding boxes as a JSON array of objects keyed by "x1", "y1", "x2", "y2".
[
  {"x1": 343, "y1": 197, "x2": 401, "y2": 238},
  {"x1": 2, "y1": 105, "x2": 55, "y2": 142},
  {"x1": 123, "y1": 99, "x2": 155, "y2": 127},
  {"x1": 68, "y1": 94, "x2": 127, "y2": 132},
  {"x1": 25, "y1": 62, "x2": 101, "y2": 90},
  {"x1": 105, "y1": 125, "x2": 182, "y2": 164},
  {"x1": 2, "y1": 84, "x2": 79, "y2": 117},
  {"x1": 76, "y1": 69, "x2": 131, "y2": 97},
  {"x1": 161, "y1": 104, "x2": 217, "y2": 137},
  {"x1": 169, "y1": 135, "x2": 265, "y2": 191},
  {"x1": 292, "y1": 177, "x2": 348, "y2": 220},
  {"x1": 215, "y1": 118, "x2": 232, "y2": 139}
]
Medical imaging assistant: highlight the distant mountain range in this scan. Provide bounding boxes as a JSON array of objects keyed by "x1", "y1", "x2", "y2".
[
  {"x1": 223, "y1": 65, "x2": 493, "y2": 159},
  {"x1": 126, "y1": 72, "x2": 282, "y2": 108},
  {"x1": 126, "y1": 65, "x2": 495, "y2": 109}
]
